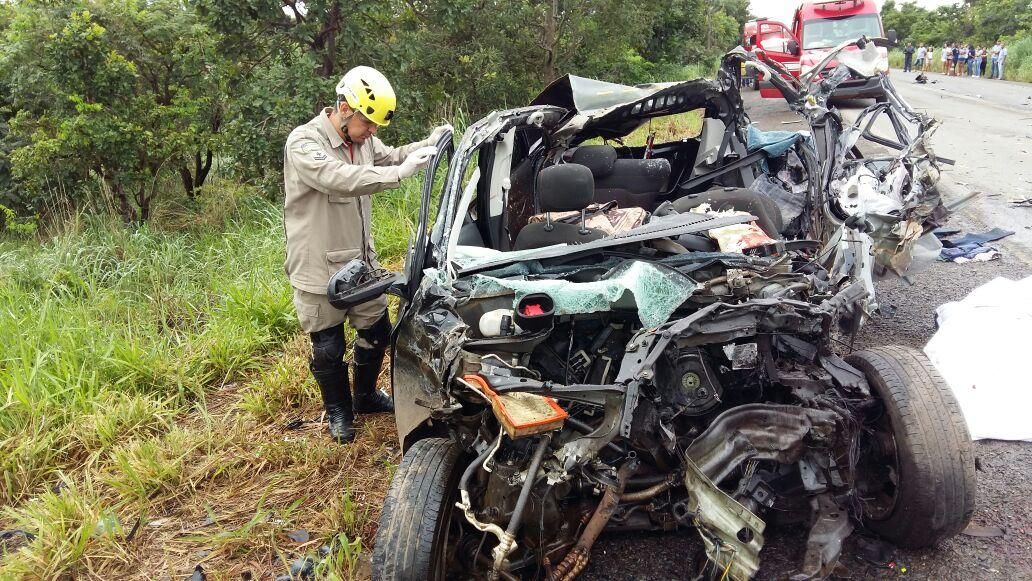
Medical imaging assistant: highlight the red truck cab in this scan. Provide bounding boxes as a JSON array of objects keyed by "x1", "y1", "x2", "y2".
[{"x1": 747, "y1": 0, "x2": 892, "y2": 100}]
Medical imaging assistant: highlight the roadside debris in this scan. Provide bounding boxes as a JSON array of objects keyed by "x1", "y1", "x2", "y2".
[
  {"x1": 0, "y1": 529, "x2": 35, "y2": 554},
  {"x1": 925, "y1": 276, "x2": 1032, "y2": 440},
  {"x1": 275, "y1": 556, "x2": 316, "y2": 581},
  {"x1": 287, "y1": 529, "x2": 310, "y2": 543},
  {"x1": 855, "y1": 536, "x2": 895, "y2": 567},
  {"x1": 961, "y1": 524, "x2": 1006, "y2": 538},
  {"x1": 936, "y1": 227, "x2": 1014, "y2": 263}
]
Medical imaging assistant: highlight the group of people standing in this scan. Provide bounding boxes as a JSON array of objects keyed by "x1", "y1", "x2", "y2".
[{"x1": 902, "y1": 42, "x2": 1009, "y2": 79}]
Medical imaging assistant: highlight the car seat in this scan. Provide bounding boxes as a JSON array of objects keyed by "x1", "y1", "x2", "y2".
[
  {"x1": 566, "y1": 145, "x2": 671, "y2": 210},
  {"x1": 671, "y1": 186, "x2": 784, "y2": 237},
  {"x1": 513, "y1": 164, "x2": 607, "y2": 251}
]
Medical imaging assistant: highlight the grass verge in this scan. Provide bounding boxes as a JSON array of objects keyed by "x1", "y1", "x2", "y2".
[{"x1": 0, "y1": 179, "x2": 425, "y2": 579}]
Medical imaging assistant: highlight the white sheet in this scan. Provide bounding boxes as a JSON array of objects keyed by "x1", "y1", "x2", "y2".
[{"x1": 923, "y1": 276, "x2": 1032, "y2": 441}]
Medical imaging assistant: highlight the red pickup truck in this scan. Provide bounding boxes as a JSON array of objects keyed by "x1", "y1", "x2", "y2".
[{"x1": 744, "y1": 0, "x2": 894, "y2": 101}]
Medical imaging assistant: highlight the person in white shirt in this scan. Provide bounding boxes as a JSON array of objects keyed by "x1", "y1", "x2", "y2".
[
  {"x1": 997, "y1": 42, "x2": 1008, "y2": 79},
  {"x1": 916, "y1": 45, "x2": 927, "y2": 71}
]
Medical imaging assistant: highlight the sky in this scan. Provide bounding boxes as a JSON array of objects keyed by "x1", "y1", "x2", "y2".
[{"x1": 748, "y1": 0, "x2": 960, "y2": 25}]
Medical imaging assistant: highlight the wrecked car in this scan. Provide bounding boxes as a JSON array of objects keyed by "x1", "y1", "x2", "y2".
[{"x1": 337, "y1": 37, "x2": 974, "y2": 580}]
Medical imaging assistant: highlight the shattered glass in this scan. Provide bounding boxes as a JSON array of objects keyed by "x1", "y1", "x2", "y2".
[{"x1": 467, "y1": 261, "x2": 697, "y2": 328}]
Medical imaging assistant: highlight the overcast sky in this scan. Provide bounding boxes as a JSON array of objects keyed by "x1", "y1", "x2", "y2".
[{"x1": 748, "y1": 0, "x2": 961, "y2": 25}]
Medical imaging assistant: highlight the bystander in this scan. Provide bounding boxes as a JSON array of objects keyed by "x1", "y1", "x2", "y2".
[{"x1": 997, "y1": 41, "x2": 1008, "y2": 79}]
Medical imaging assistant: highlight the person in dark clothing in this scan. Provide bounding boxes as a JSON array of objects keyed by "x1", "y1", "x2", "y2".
[
  {"x1": 966, "y1": 44, "x2": 975, "y2": 76},
  {"x1": 903, "y1": 42, "x2": 915, "y2": 72},
  {"x1": 951, "y1": 44, "x2": 961, "y2": 76}
]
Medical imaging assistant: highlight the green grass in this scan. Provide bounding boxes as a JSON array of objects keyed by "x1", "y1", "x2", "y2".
[
  {"x1": 0, "y1": 177, "x2": 426, "y2": 578},
  {"x1": 889, "y1": 48, "x2": 904, "y2": 69},
  {"x1": 0, "y1": 192, "x2": 291, "y2": 502}
]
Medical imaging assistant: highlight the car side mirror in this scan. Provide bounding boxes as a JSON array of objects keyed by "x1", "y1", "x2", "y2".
[
  {"x1": 887, "y1": 29, "x2": 898, "y2": 45},
  {"x1": 327, "y1": 260, "x2": 404, "y2": 310},
  {"x1": 787, "y1": 39, "x2": 800, "y2": 55},
  {"x1": 747, "y1": 35, "x2": 757, "y2": 49}
]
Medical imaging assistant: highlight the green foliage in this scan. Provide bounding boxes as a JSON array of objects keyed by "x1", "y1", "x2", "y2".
[
  {"x1": 882, "y1": 0, "x2": 1032, "y2": 81},
  {"x1": 1, "y1": 0, "x2": 228, "y2": 222},
  {"x1": 0, "y1": 0, "x2": 754, "y2": 217},
  {"x1": 1007, "y1": 36, "x2": 1032, "y2": 82},
  {"x1": 882, "y1": 0, "x2": 1032, "y2": 47}
]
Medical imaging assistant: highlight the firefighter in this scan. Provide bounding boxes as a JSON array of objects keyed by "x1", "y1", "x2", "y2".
[{"x1": 283, "y1": 65, "x2": 451, "y2": 443}]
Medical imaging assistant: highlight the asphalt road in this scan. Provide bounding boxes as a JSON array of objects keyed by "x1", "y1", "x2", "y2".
[{"x1": 582, "y1": 78, "x2": 1032, "y2": 580}]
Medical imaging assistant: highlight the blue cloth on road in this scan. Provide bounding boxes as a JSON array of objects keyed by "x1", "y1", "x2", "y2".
[
  {"x1": 747, "y1": 125, "x2": 812, "y2": 157},
  {"x1": 939, "y1": 227, "x2": 1014, "y2": 248},
  {"x1": 941, "y1": 244, "x2": 997, "y2": 261}
]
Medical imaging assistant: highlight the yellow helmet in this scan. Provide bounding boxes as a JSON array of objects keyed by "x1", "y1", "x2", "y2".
[{"x1": 336, "y1": 66, "x2": 397, "y2": 126}]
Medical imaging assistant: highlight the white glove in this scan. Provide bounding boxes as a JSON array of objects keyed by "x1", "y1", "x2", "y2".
[
  {"x1": 427, "y1": 123, "x2": 454, "y2": 144},
  {"x1": 398, "y1": 146, "x2": 438, "y2": 179}
]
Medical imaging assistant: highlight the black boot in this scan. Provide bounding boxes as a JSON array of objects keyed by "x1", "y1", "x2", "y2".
[
  {"x1": 352, "y1": 357, "x2": 394, "y2": 414},
  {"x1": 353, "y1": 315, "x2": 394, "y2": 414},
  {"x1": 312, "y1": 368, "x2": 356, "y2": 444}
]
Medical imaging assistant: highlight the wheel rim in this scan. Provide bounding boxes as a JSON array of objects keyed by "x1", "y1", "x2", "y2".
[
  {"x1": 855, "y1": 401, "x2": 901, "y2": 521},
  {"x1": 431, "y1": 461, "x2": 480, "y2": 580}
]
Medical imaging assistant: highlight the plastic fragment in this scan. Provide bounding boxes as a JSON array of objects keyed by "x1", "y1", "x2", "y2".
[{"x1": 287, "y1": 529, "x2": 310, "y2": 543}]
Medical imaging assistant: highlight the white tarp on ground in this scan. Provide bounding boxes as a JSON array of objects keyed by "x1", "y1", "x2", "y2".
[{"x1": 924, "y1": 276, "x2": 1032, "y2": 441}]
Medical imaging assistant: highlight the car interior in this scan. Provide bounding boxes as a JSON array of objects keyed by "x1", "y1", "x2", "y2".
[{"x1": 450, "y1": 106, "x2": 807, "y2": 257}]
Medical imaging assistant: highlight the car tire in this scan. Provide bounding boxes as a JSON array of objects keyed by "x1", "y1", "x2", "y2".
[
  {"x1": 372, "y1": 438, "x2": 463, "y2": 580},
  {"x1": 846, "y1": 346, "x2": 975, "y2": 548}
]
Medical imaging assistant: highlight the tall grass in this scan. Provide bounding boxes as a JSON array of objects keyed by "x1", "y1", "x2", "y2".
[
  {"x1": 889, "y1": 48, "x2": 904, "y2": 69},
  {"x1": 0, "y1": 191, "x2": 294, "y2": 506},
  {"x1": 0, "y1": 177, "x2": 427, "y2": 577}
]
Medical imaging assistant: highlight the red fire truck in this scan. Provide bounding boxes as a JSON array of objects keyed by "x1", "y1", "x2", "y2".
[{"x1": 744, "y1": 0, "x2": 895, "y2": 101}]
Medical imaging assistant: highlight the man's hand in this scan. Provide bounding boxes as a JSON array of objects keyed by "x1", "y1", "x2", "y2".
[
  {"x1": 427, "y1": 123, "x2": 454, "y2": 145},
  {"x1": 398, "y1": 146, "x2": 438, "y2": 179}
]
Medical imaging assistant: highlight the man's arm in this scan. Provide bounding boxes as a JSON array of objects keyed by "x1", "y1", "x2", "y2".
[
  {"x1": 370, "y1": 136, "x2": 432, "y2": 167},
  {"x1": 288, "y1": 135, "x2": 401, "y2": 198}
]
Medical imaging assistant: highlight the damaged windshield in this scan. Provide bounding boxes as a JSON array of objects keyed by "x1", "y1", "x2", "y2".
[{"x1": 802, "y1": 15, "x2": 882, "y2": 49}]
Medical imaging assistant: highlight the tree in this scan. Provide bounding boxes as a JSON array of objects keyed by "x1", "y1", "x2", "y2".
[{"x1": 1, "y1": 1, "x2": 228, "y2": 221}]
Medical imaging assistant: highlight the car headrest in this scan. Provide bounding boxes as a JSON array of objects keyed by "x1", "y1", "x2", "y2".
[
  {"x1": 538, "y1": 164, "x2": 595, "y2": 212},
  {"x1": 566, "y1": 145, "x2": 617, "y2": 178}
]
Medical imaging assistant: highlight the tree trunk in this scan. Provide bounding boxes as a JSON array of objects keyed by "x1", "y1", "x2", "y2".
[
  {"x1": 114, "y1": 182, "x2": 136, "y2": 224},
  {"x1": 179, "y1": 150, "x2": 214, "y2": 198},
  {"x1": 179, "y1": 150, "x2": 215, "y2": 199},
  {"x1": 136, "y1": 186, "x2": 150, "y2": 223},
  {"x1": 320, "y1": 1, "x2": 340, "y2": 77},
  {"x1": 196, "y1": 150, "x2": 213, "y2": 190},
  {"x1": 179, "y1": 166, "x2": 195, "y2": 198},
  {"x1": 540, "y1": 0, "x2": 560, "y2": 83}
]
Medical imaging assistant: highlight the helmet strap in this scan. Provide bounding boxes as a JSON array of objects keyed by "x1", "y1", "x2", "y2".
[{"x1": 335, "y1": 98, "x2": 356, "y2": 144}]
